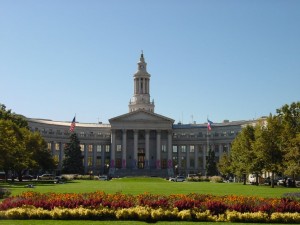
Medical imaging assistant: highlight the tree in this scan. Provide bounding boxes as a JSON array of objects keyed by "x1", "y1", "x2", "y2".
[
  {"x1": 276, "y1": 102, "x2": 300, "y2": 183},
  {"x1": 217, "y1": 152, "x2": 232, "y2": 179},
  {"x1": 25, "y1": 131, "x2": 56, "y2": 177},
  {"x1": 0, "y1": 104, "x2": 55, "y2": 181},
  {"x1": 230, "y1": 125, "x2": 258, "y2": 185},
  {"x1": 206, "y1": 147, "x2": 218, "y2": 176},
  {"x1": 62, "y1": 133, "x2": 84, "y2": 174},
  {"x1": 0, "y1": 104, "x2": 28, "y2": 129},
  {"x1": 254, "y1": 115, "x2": 283, "y2": 188}
]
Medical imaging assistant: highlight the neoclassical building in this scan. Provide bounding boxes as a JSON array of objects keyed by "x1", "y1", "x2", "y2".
[{"x1": 28, "y1": 53, "x2": 257, "y2": 177}]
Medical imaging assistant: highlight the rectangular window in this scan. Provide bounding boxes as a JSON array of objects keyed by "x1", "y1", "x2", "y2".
[
  {"x1": 105, "y1": 145, "x2": 110, "y2": 153},
  {"x1": 190, "y1": 145, "x2": 195, "y2": 153},
  {"x1": 190, "y1": 158, "x2": 195, "y2": 167},
  {"x1": 55, "y1": 143, "x2": 60, "y2": 151},
  {"x1": 117, "y1": 145, "x2": 122, "y2": 152},
  {"x1": 96, "y1": 158, "x2": 101, "y2": 166},
  {"x1": 88, "y1": 145, "x2": 93, "y2": 152},
  {"x1": 161, "y1": 144, "x2": 167, "y2": 152},
  {"x1": 80, "y1": 132, "x2": 85, "y2": 137},
  {"x1": 47, "y1": 143, "x2": 51, "y2": 151},
  {"x1": 97, "y1": 145, "x2": 102, "y2": 152},
  {"x1": 80, "y1": 144, "x2": 84, "y2": 152},
  {"x1": 172, "y1": 145, "x2": 177, "y2": 153},
  {"x1": 181, "y1": 145, "x2": 186, "y2": 153},
  {"x1": 53, "y1": 155, "x2": 59, "y2": 162},
  {"x1": 88, "y1": 156, "x2": 93, "y2": 166},
  {"x1": 180, "y1": 156, "x2": 186, "y2": 168}
]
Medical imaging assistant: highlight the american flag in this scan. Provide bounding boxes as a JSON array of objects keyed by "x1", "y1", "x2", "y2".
[
  {"x1": 207, "y1": 119, "x2": 213, "y2": 131},
  {"x1": 69, "y1": 116, "x2": 76, "y2": 132}
]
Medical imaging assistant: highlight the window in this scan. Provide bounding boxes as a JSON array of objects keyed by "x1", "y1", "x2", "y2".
[
  {"x1": 80, "y1": 144, "x2": 84, "y2": 152},
  {"x1": 190, "y1": 145, "x2": 195, "y2": 153},
  {"x1": 117, "y1": 145, "x2": 122, "y2": 152},
  {"x1": 88, "y1": 156, "x2": 93, "y2": 166},
  {"x1": 97, "y1": 145, "x2": 102, "y2": 152},
  {"x1": 190, "y1": 158, "x2": 195, "y2": 167},
  {"x1": 172, "y1": 145, "x2": 178, "y2": 153},
  {"x1": 47, "y1": 143, "x2": 51, "y2": 151},
  {"x1": 88, "y1": 145, "x2": 93, "y2": 152},
  {"x1": 161, "y1": 144, "x2": 167, "y2": 152},
  {"x1": 80, "y1": 132, "x2": 85, "y2": 137},
  {"x1": 105, "y1": 145, "x2": 110, "y2": 153},
  {"x1": 55, "y1": 143, "x2": 60, "y2": 151},
  {"x1": 96, "y1": 157, "x2": 101, "y2": 166},
  {"x1": 180, "y1": 156, "x2": 186, "y2": 168},
  {"x1": 181, "y1": 145, "x2": 186, "y2": 153}
]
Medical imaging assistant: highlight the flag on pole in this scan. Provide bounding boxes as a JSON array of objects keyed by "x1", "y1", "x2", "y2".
[
  {"x1": 207, "y1": 119, "x2": 213, "y2": 131},
  {"x1": 69, "y1": 116, "x2": 76, "y2": 132}
]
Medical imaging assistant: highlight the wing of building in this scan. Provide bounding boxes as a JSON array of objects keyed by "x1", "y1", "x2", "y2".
[{"x1": 27, "y1": 53, "x2": 258, "y2": 177}]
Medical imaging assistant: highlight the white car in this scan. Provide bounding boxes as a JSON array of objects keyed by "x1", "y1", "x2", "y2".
[
  {"x1": 175, "y1": 176, "x2": 185, "y2": 182},
  {"x1": 99, "y1": 175, "x2": 109, "y2": 181}
]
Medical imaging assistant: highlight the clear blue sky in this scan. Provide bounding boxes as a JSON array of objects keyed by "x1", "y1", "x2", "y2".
[{"x1": 1, "y1": 0, "x2": 299, "y2": 124}]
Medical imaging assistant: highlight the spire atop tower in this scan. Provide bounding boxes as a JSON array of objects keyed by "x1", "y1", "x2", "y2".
[{"x1": 129, "y1": 52, "x2": 155, "y2": 113}]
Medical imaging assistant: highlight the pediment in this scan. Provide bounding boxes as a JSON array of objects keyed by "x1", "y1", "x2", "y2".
[{"x1": 109, "y1": 110, "x2": 174, "y2": 130}]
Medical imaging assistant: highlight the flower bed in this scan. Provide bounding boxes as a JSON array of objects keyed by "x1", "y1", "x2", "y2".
[{"x1": 0, "y1": 191, "x2": 300, "y2": 222}]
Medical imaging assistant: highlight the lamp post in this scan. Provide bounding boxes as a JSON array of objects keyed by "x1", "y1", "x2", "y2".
[{"x1": 175, "y1": 164, "x2": 178, "y2": 176}]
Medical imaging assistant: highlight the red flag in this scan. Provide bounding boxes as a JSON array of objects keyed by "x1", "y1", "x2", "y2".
[
  {"x1": 69, "y1": 116, "x2": 76, "y2": 132},
  {"x1": 207, "y1": 119, "x2": 213, "y2": 131}
]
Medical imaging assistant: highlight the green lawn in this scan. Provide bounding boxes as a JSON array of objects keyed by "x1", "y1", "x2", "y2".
[
  {"x1": 1, "y1": 177, "x2": 299, "y2": 198},
  {"x1": 1, "y1": 178, "x2": 299, "y2": 224}
]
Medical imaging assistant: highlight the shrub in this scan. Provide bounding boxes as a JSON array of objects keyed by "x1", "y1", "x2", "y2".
[
  {"x1": 209, "y1": 176, "x2": 223, "y2": 183},
  {"x1": 0, "y1": 188, "x2": 11, "y2": 199}
]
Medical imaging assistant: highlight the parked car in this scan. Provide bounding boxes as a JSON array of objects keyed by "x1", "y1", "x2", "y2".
[
  {"x1": 38, "y1": 174, "x2": 54, "y2": 180},
  {"x1": 99, "y1": 175, "x2": 109, "y2": 181},
  {"x1": 175, "y1": 176, "x2": 186, "y2": 182},
  {"x1": 169, "y1": 177, "x2": 176, "y2": 182},
  {"x1": 54, "y1": 176, "x2": 66, "y2": 183}
]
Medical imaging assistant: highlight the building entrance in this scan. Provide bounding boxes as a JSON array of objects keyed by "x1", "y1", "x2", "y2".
[{"x1": 138, "y1": 148, "x2": 145, "y2": 169}]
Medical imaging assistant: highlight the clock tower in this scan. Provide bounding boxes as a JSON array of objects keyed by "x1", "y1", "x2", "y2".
[{"x1": 129, "y1": 52, "x2": 155, "y2": 113}]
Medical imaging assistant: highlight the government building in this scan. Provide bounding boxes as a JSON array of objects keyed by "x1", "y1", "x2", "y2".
[{"x1": 27, "y1": 53, "x2": 258, "y2": 177}]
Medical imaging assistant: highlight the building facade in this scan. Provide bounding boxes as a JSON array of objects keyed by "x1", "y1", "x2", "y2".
[{"x1": 27, "y1": 53, "x2": 257, "y2": 177}]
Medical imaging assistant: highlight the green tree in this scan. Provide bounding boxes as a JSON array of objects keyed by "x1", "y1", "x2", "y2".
[
  {"x1": 230, "y1": 125, "x2": 258, "y2": 185},
  {"x1": 276, "y1": 102, "x2": 300, "y2": 182},
  {"x1": 217, "y1": 152, "x2": 232, "y2": 179},
  {"x1": 206, "y1": 147, "x2": 218, "y2": 176},
  {"x1": 254, "y1": 115, "x2": 283, "y2": 188},
  {"x1": 25, "y1": 131, "x2": 56, "y2": 177},
  {"x1": 62, "y1": 133, "x2": 84, "y2": 174},
  {"x1": 0, "y1": 104, "x2": 28, "y2": 128}
]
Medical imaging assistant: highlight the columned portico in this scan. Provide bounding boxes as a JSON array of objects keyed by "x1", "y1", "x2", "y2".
[{"x1": 156, "y1": 130, "x2": 161, "y2": 169}]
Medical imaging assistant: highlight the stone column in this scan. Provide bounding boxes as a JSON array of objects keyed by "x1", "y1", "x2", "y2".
[
  {"x1": 195, "y1": 145, "x2": 199, "y2": 172},
  {"x1": 219, "y1": 144, "x2": 223, "y2": 159},
  {"x1": 133, "y1": 129, "x2": 138, "y2": 169},
  {"x1": 59, "y1": 142, "x2": 63, "y2": 169},
  {"x1": 111, "y1": 130, "x2": 116, "y2": 168},
  {"x1": 122, "y1": 129, "x2": 127, "y2": 169},
  {"x1": 84, "y1": 144, "x2": 88, "y2": 173},
  {"x1": 93, "y1": 144, "x2": 97, "y2": 172},
  {"x1": 203, "y1": 145, "x2": 206, "y2": 174},
  {"x1": 186, "y1": 145, "x2": 190, "y2": 170},
  {"x1": 145, "y1": 130, "x2": 150, "y2": 168},
  {"x1": 156, "y1": 130, "x2": 161, "y2": 169},
  {"x1": 167, "y1": 130, "x2": 172, "y2": 168}
]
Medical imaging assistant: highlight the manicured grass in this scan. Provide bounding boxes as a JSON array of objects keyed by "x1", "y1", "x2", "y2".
[{"x1": 1, "y1": 177, "x2": 299, "y2": 198}]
